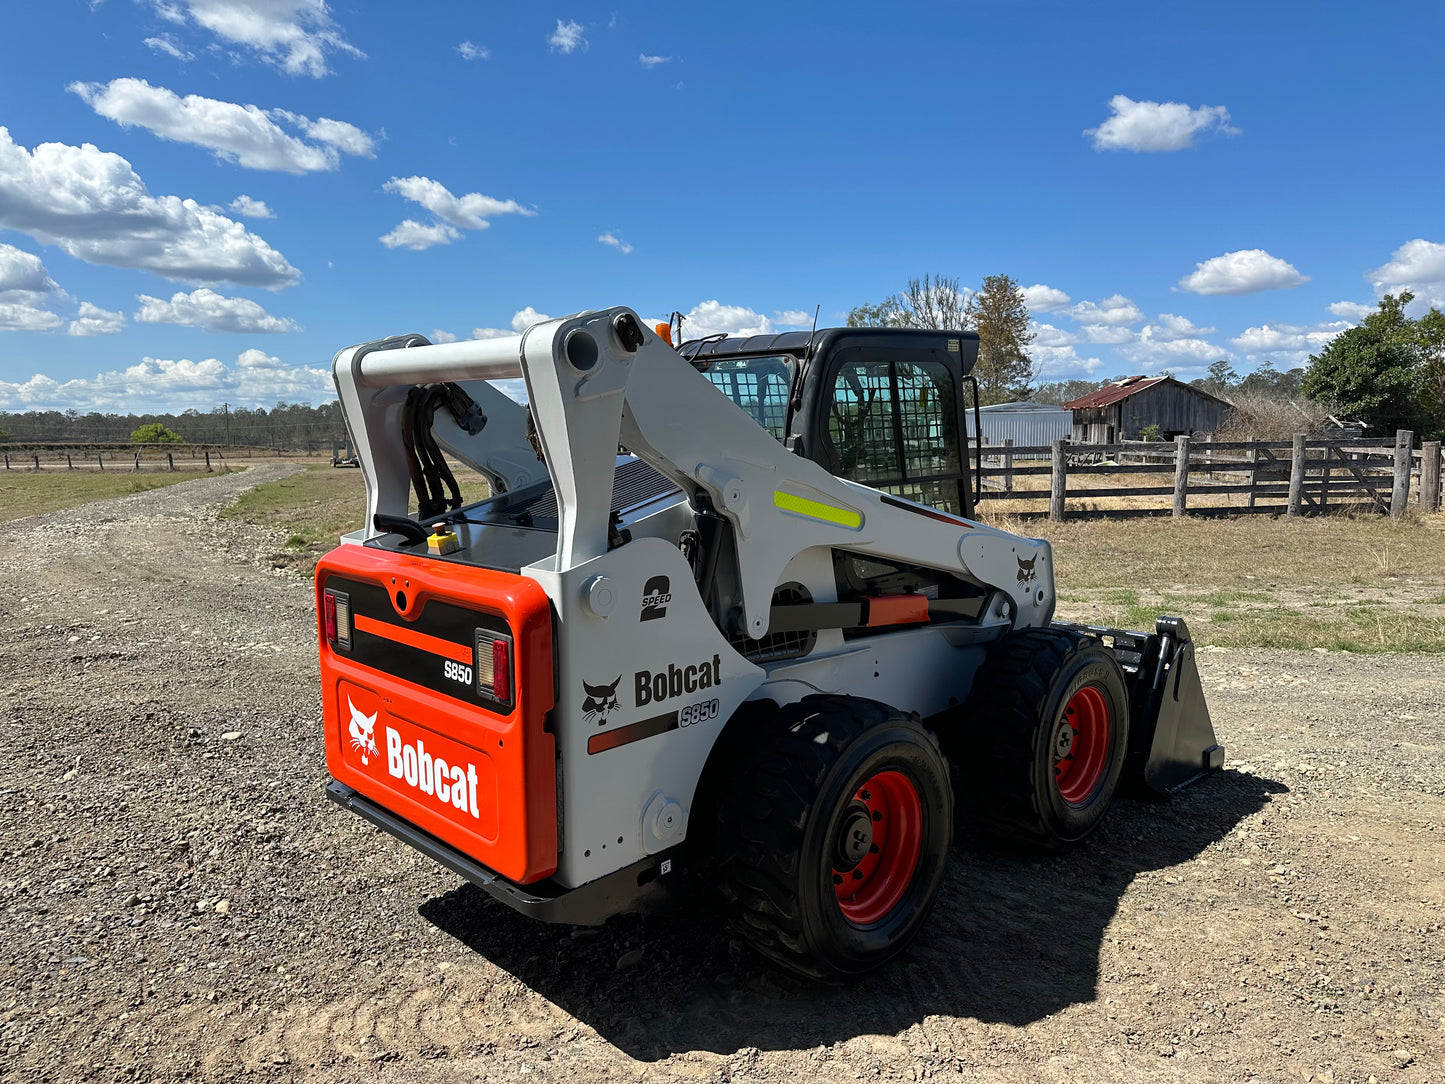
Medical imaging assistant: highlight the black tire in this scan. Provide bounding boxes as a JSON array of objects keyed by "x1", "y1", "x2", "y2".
[
  {"x1": 715, "y1": 694, "x2": 953, "y2": 982},
  {"x1": 957, "y1": 627, "x2": 1128, "y2": 851}
]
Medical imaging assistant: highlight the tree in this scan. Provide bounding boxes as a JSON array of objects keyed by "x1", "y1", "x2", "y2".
[
  {"x1": 1301, "y1": 292, "x2": 1443, "y2": 439},
  {"x1": 1192, "y1": 359, "x2": 1238, "y2": 398},
  {"x1": 1029, "y1": 378, "x2": 1109, "y2": 406},
  {"x1": 131, "y1": 422, "x2": 183, "y2": 443},
  {"x1": 966, "y1": 274, "x2": 1034, "y2": 404},
  {"x1": 846, "y1": 274, "x2": 970, "y2": 330}
]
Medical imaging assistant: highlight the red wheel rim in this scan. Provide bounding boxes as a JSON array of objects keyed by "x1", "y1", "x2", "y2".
[
  {"x1": 1054, "y1": 684, "x2": 1111, "y2": 805},
  {"x1": 831, "y1": 770, "x2": 923, "y2": 926}
]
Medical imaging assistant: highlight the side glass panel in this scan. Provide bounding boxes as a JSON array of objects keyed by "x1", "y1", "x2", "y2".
[
  {"x1": 703, "y1": 356, "x2": 792, "y2": 440},
  {"x1": 827, "y1": 359, "x2": 963, "y2": 513},
  {"x1": 828, "y1": 362, "x2": 899, "y2": 482}
]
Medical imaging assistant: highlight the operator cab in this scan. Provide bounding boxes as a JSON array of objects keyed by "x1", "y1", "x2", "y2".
[{"x1": 682, "y1": 327, "x2": 983, "y2": 517}]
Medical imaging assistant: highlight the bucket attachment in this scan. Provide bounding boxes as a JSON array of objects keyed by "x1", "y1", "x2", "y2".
[{"x1": 1055, "y1": 616, "x2": 1224, "y2": 797}]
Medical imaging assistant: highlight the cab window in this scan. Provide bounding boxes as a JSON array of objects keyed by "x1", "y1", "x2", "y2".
[
  {"x1": 703, "y1": 356, "x2": 792, "y2": 440},
  {"x1": 827, "y1": 359, "x2": 963, "y2": 513}
]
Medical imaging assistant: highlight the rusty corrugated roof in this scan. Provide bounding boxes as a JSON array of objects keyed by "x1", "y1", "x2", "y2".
[{"x1": 1061, "y1": 375, "x2": 1166, "y2": 410}]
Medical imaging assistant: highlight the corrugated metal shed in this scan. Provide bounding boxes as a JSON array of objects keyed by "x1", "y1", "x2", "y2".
[
  {"x1": 976, "y1": 402, "x2": 1073, "y2": 454},
  {"x1": 1062, "y1": 376, "x2": 1231, "y2": 442}
]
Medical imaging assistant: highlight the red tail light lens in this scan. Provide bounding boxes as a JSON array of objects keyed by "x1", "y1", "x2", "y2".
[
  {"x1": 492, "y1": 638, "x2": 510, "y2": 701},
  {"x1": 323, "y1": 588, "x2": 351, "y2": 650}
]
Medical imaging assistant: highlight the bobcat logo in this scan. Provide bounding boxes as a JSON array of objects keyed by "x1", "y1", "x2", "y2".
[
  {"x1": 1016, "y1": 554, "x2": 1037, "y2": 586},
  {"x1": 347, "y1": 698, "x2": 379, "y2": 765},
  {"x1": 582, "y1": 677, "x2": 622, "y2": 726}
]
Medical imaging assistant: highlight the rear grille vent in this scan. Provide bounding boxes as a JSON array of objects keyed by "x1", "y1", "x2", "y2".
[
  {"x1": 731, "y1": 582, "x2": 816, "y2": 663},
  {"x1": 512, "y1": 459, "x2": 680, "y2": 526}
]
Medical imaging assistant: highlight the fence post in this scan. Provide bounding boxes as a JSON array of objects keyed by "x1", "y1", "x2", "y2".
[
  {"x1": 1319, "y1": 440, "x2": 1330, "y2": 512},
  {"x1": 97, "y1": 453, "x2": 104, "y2": 472},
  {"x1": 167, "y1": 451, "x2": 175, "y2": 472},
  {"x1": 205, "y1": 449, "x2": 212, "y2": 472},
  {"x1": 33, "y1": 454, "x2": 40, "y2": 471},
  {"x1": 66, "y1": 454, "x2": 73, "y2": 470},
  {"x1": 1002, "y1": 438, "x2": 1014, "y2": 495},
  {"x1": 1050, "y1": 440, "x2": 1068, "y2": 522},
  {"x1": 1390, "y1": 430, "x2": 1413, "y2": 518},
  {"x1": 1422, "y1": 441, "x2": 1441, "y2": 514},
  {"x1": 1287, "y1": 433, "x2": 1307, "y2": 516},
  {"x1": 1246, "y1": 435, "x2": 1259, "y2": 509},
  {"x1": 133, "y1": 452, "x2": 140, "y2": 472},
  {"x1": 4, "y1": 454, "x2": 9, "y2": 470},
  {"x1": 1172, "y1": 434, "x2": 1191, "y2": 518}
]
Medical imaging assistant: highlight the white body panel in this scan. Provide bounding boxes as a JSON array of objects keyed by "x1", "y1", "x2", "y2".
[{"x1": 332, "y1": 309, "x2": 1057, "y2": 888}]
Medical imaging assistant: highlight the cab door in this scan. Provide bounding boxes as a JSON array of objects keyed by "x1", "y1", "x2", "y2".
[{"x1": 817, "y1": 345, "x2": 971, "y2": 516}]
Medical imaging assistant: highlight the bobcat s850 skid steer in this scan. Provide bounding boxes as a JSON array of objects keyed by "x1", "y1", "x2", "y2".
[{"x1": 315, "y1": 308, "x2": 1222, "y2": 980}]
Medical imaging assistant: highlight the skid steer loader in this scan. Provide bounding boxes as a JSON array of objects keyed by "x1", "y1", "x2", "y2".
[{"x1": 315, "y1": 308, "x2": 1222, "y2": 980}]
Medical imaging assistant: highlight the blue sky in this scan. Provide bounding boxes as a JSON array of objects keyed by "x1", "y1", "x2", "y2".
[{"x1": 1, "y1": 0, "x2": 1442, "y2": 412}]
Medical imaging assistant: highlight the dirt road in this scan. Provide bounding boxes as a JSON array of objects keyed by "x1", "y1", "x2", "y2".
[{"x1": 1, "y1": 469, "x2": 1441, "y2": 1083}]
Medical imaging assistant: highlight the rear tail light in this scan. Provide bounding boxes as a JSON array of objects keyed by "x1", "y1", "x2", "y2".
[
  {"x1": 475, "y1": 630, "x2": 513, "y2": 705},
  {"x1": 324, "y1": 588, "x2": 352, "y2": 650}
]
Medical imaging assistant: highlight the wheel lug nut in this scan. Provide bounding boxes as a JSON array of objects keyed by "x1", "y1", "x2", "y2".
[
  {"x1": 872, "y1": 811, "x2": 882, "y2": 822},
  {"x1": 860, "y1": 790, "x2": 871, "y2": 801},
  {"x1": 852, "y1": 869, "x2": 863, "y2": 880},
  {"x1": 833, "y1": 873, "x2": 843, "y2": 885},
  {"x1": 869, "y1": 844, "x2": 879, "y2": 854}
]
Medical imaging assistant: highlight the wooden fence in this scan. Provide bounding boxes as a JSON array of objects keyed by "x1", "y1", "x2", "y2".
[
  {"x1": 1, "y1": 442, "x2": 324, "y2": 474},
  {"x1": 979, "y1": 431, "x2": 1443, "y2": 521}
]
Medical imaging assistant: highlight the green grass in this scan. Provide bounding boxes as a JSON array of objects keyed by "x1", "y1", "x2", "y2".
[
  {"x1": 222, "y1": 463, "x2": 489, "y2": 567},
  {"x1": 0, "y1": 469, "x2": 216, "y2": 524}
]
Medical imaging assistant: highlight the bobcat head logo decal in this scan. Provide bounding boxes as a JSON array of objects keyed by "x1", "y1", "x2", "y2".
[
  {"x1": 582, "y1": 677, "x2": 622, "y2": 726},
  {"x1": 1016, "y1": 554, "x2": 1037, "y2": 586},
  {"x1": 347, "y1": 698, "x2": 379, "y2": 765}
]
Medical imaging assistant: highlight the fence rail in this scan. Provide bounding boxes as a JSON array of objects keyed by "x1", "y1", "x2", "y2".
[
  {"x1": 977, "y1": 431, "x2": 1442, "y2": 521},
  {"x1": 2, "y1": 443, "x2": 326, "y2": 475}
]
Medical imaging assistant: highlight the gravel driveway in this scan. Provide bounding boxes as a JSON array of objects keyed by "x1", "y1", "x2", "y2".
[{"x1": 1, "y1": 468, "x2": 1441, "y2": 1084}]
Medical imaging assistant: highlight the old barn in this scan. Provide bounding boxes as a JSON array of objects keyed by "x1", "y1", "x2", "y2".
[{"x1": 1062, "y1": 376, "x2": 1231, "y2": 443}]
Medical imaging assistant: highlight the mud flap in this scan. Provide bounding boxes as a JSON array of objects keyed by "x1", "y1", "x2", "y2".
[{"x1": 1054, "y1": 616, "x2": 1224, "y2": 797}]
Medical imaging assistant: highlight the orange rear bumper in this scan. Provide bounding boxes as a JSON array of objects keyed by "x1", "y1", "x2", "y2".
[{"x1": 316, "y1": 544, "x2": 557, "y2": 884}]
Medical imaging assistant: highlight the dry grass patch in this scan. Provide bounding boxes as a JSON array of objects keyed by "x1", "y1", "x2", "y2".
[
  {"x1": 983, "y1": 510, "x2": 1445, "y2": 652},
  {"x1": 222, "y1": 463, "x2": 490, "y2": 569},
  {"x1": 0, "y1": 469, "x2": 216, "y2": 524}
]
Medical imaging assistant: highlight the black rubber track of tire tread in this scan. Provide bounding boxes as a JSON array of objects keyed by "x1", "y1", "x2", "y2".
[
  {"x1": 958, "y1": 627, "x2": 1094, "y2": 852},
  {"x1": 714, "y1": 695, "x2": 939, "y2": 980}
]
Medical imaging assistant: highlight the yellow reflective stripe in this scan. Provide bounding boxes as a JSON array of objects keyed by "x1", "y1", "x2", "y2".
[{"x1": 772, "y1": 490, "x2": 863, "y2": 529}]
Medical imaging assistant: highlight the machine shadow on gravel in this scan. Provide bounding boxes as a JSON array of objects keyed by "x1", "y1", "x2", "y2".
[{"x1": 421, "y1": 768, "x2": 1283, "y2": 1061}]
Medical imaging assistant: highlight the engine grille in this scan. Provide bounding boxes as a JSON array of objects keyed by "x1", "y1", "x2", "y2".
[{"x1": 731, "y1": 582, "x2": 817, "y2": 664}]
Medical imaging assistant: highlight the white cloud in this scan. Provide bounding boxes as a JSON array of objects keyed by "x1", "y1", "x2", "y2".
[
  {"x1": 1117, "y1": 327, "x2": 1229, "y2": 367},
  {"x1": 1177, "y1": 249, "x2": 1308, "y2": 296},
  {"x1": 68, "y1": 302, "x2": 126, "y2": 336},
  {"x1": 458, "y1": 41, "x2": 490, "y2": 60},
  {"x1": 381, "y1": 176, "x2": 535, "y2": 250},
  {"x1": 1078, "y1": 324, "x2": 1137, "y2": 345},
  {"x1": 511, "y1": 306, "x2": 552, "y2": 333},
  {"x1": 1021, "y1": 284, "x2": 1071, "y2": 312},
  {"x1": 1148, "y1": 313, "x2": 1217, "y2": 341},
  {"x1": 70, "y1": 79, "x2": 375, "y2": 173},
  {"x1": 0, "y1": 350, "x2": 335, "y2": 411},
  {"x1": 0, "y1": 302, "x2": 63, "y2": 332},
  {"x1": 598, "y1": 232, "x2": 632, "y2": 254},
  {"x1": 470, "y1": 326, "x2": 514, "y2": 340},
  {"x1": 378, "y1": 219, "x2": 461, "y2": 250},
  {"x1": 1066, "y1": 293, "x2": 1143, "y2": 326},
  {"x1": 774, "y1": 309, "x2": 812, "y2": 326},
  {"x1": 431, "y1": 328, "x2": 458, "y2": 344},
  {"x1": 1030, "y1": 321, "x2": 1078, "y2": 348},
  {"x1": 1032, "y1": 344, "x2": 1103, "y2": 380},
  {"x1": 144, "y1": 34, "x2": 194, "y2": 60},
  {"x1": 0, "y1": 243, "x2": 58, "y2": 296},
  {"x1": 0, "y1": 127, "x2": 299, "y2": 288},
  {"x1": 135, "y1": 287, "x2": 298, "y2": 332},
  {"x1": 1229, "y1": 321, "x2": 1348, "y2": 366},
  {"x1": 1328, "y1": 300, "x2": 1374, "y2": 320},
  {"x1": 638, "y1": 53, "x2": 671, "y2": 67},
  {"x1": 548, "y1": 19, "x2": 586, "y2": 54},
  {"x1": 671, "y1": 301, "x2": 782, "y2": 339},
  {"x1": 229, "y1": 195, "x2": 274, "y2": 218},
  {"x1": 1367, "y1": 238, "x2": 1445, "y2": 310},
  {"x1": 1085, "y1": 94, "x2": 1239, "y2": 152},
  {"x1": 145, "y1": 0, "x2": 362, "y2": 78}
]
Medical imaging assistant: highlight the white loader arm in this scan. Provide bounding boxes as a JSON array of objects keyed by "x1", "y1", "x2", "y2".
[{"x1": 333, "y1": 308, "x2": 1055, "y2": 634}]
